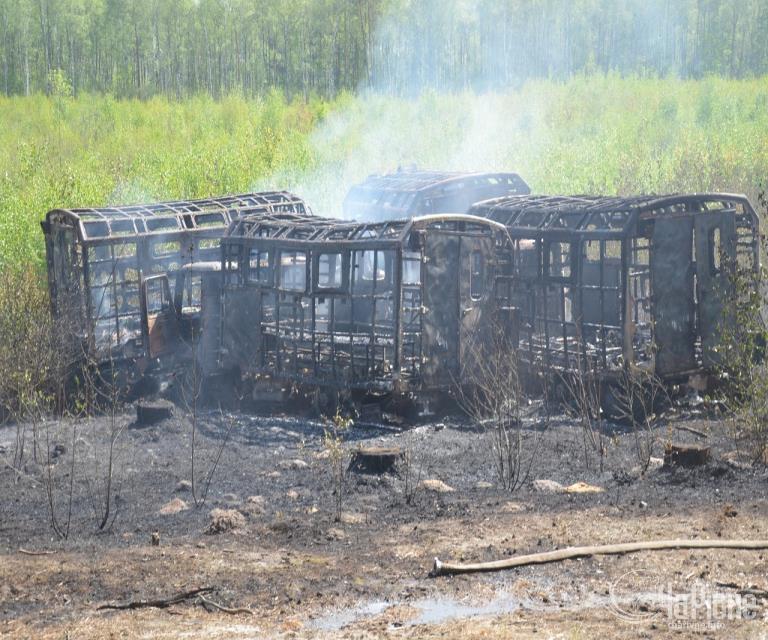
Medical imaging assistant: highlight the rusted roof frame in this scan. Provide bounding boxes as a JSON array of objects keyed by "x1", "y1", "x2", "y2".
[
  {"x1": 50, "y1": 191, "x2": 302, "y2": 221},
  {"x1": 474, "y1": 193, "x2": 758, "y2": 237},
  {"x1": 348, "y1": 170, "x2": 528, "y2": 194},
  {"x1": 45, "y1": 192, "x2": 310, "y2": 242},
  {"x1": 226, "y1": 213, "x2": 503, "y2": 249},
  {"x1": 343, "y1": 170, "x2": 532, "y2": 220}
]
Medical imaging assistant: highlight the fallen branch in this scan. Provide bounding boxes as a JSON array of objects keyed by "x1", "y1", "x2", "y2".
[
  {"x1": 198, "y1": 594, "x2": 253, "y2": 615},
  {"x1": 675, "y1": 425, "x2": 708, "y2": 438},
  {"x1": 18, "y1": 548, "x2": 55, "y2": 556},
  {"x1": 431, "y1": 539, "x2": 768, "y2": 576},
  {"x1": 97, "y1": 587, "x2": 214, "y2": 610}
]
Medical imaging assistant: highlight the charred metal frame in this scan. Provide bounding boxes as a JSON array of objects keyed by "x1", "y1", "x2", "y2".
[
  {"x1": 472, "y1": 194, "x2": 761, "y2": 381},
  {"x1": 343, "y1": 170, "x2": 531, "y2": 221},
  {"x1": 220, "y1": 213, "x2": 507, "y2": 394},
  {"x1": 41, "y1": 192, "x2": 309, "y2": 365}
]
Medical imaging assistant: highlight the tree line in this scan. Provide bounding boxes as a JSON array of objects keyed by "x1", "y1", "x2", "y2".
[{"x1": 1, "y1": 0, "x2": 766, "y2": 99}]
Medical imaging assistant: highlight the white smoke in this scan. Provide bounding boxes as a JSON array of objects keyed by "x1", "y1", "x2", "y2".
[
  {"x1": 254, "y1": 0, "x2": 675, "y2": 217},
  {"x1": 247, "y1": 0, "x2": 543, "y2": 217}
]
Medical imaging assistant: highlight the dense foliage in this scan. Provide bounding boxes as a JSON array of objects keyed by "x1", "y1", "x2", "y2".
[
  {"x1": 0, "y1": 0, "x2": 766, "y2": 99},
  {"x1": 1, "y1": 75, "x2": 766, "y2": 271}
]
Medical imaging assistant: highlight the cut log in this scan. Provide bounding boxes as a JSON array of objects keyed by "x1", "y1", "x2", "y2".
[
  {"x1": 348, "y1": 446, "x2": 403, "y2": 475},
  {"x1": 664, "y1": 442, "x2": 711, "y2": 468},
  {"x1": 431, "y1": 539, "x2": 768, "y2": 577},
  {"x1": 135, "y1": 400, "x2": 174, "y2": 426}
]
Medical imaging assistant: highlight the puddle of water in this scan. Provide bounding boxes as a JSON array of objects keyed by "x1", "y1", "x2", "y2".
[
  {"x1": 311, "y1": 600, "x2": 391, "y2": 631},
  {"x1": 309, "y1": 580, "x2": 761, "y2": 632},
  {"x1": 407, "y1": 592, "x2": 524, "y2": 626},
  {"x1": 310, "y1": 592, "x2": 527, "y2": 631}
]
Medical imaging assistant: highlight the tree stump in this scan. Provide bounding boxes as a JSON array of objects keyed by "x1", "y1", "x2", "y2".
[
  {"x1": 358, "y1": 403, "x2": 383, "y2": 424},
  {"x1": 135, "y1": 400, "x2": 174, "y2": 427},
  {"x1": 664, "y1": 442, "x2": 711, "y2": 468},
  {"x1": 348, "y1": 447, "x2": 403, "y2": 475}
]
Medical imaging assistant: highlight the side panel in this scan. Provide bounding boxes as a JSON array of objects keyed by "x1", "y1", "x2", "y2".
[
  {"x1": 650, "y1": 217, "x2": 696, "y2": 375},
  {"x1": 421, "y1": 234, "x2": 460, "y2": 387},
  {"x1": 199, "y1": 273, "x2": 222, "y2": 374},
  {"x1": 458, "y1": 234, "x2": 496, "y2": 372},
  {"x1": 221, "y1": 287, "x2": 263, "y2": 372},
  {"x1": 695, "y1": 210, "x2": 737, "y2": 367}
]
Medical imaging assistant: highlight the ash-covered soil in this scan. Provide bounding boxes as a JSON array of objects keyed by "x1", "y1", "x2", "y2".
[{"x1": 1, "y1": 399, "x2": 767, "y2": 639}]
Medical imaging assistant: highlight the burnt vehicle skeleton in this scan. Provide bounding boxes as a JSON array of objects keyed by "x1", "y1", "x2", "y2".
[
  {"x1": 42, "y1": 186, "x2": 761, "y2": 408},
  {"x1": 470, "y1": 193, "x2": 761, "y2": 386},
  {"x1": 41, "y1": 192, "x2": 310, "y2": 378},
  {"x1": 217, "y1": 213, "x2": 510, "y2": 400},
  {"x1": 343, "y1": 169, "x2": 531, "y2": 221}
]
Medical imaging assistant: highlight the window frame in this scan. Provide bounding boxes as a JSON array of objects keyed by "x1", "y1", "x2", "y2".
[
  {"x1": 545, "y1": 240, "x2": 574, "y2": 282},
  {"x1": 313, "y1": 250, "x2": 349, "y2": 293},
  {"x1": 401, "y1": 250, "x2": 422, "y2": 286},
  {"x1": 352, "y1": 249, "x2": 394, "y2": 287},
  {"x1": 246, "y1": 246, "x2": 273, "y2": 286},
  {"x1": 277, "y1": 249, "x2": 309, "y2": 293}
]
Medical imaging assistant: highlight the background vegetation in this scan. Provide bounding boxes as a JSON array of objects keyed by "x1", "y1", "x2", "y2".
[
  {"x1": 1, "y1": 0, "x2": 766, "y2": 98},
  {"x1": 1, "y1": 75, "x2": 766, "y2": 271}
]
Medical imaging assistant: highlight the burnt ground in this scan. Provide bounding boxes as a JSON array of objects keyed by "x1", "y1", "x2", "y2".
[{"x1": 1, "y1": 399, "x2": 768, "y2": 639}]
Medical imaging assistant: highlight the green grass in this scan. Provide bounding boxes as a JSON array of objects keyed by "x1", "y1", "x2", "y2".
[{"x1": 1, "y1": 75, "x2": 767, "y2": 272}]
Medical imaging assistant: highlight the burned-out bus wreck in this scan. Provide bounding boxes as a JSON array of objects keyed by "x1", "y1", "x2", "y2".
[
  {"x1": 213, "y1": 192, "x2": 760, "y2": 406},
  {"x1": 217, "y1": 213, "x2": 509, "y2": 401},
  {"x1": 471, "y1": 193, "x2": 761, "y2": 386},
  {"x1": 41, "y1": 192, "x2": 310, "y2": 379},
  {"x1": 343, "y1": 169, "x2": 531, "y2": 221},
  {"x1": 42, "y1": 187, "x2": 761, "y2": 410}
]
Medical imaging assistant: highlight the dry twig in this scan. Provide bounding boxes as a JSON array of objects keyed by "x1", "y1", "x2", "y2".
[
  {"x1": 97, "y1": 587, "x2": 214, "y2": 610},
  {"x1": 198, "y1": 594, "x2": 253, "y2": 615},
  {"x1": 18, "y1": 548, "x2": 55, "y2": 556}
]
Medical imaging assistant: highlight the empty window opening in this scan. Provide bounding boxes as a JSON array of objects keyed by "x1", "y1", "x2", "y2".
[
  {"x1": 402, "y1": 251, "x2": 421, "y2": 285},
  {"x1": 151, "y1": 239, "x2": 180, "y2": 258},
  {"x1": 354, "y1": 250, "x2": 391, "y2": 284},
  {"x1": 517, "y1": 239, "x2": 539, "y2": 278},
  {"x1": 548, "y1": 242, "x2": 572, "y2": 279},
  {"x1": 180, "y1": 275, "x2": 202, "y2": 310},
  {"x1": 317, "y1": 252, "x2": 344, "y2": 289},
  {"x1": 197, "y1": 238, "x2": 219, "y2": 251},
  {"x1": 279, "y1": 251, "x2": 307, "y2": 291},
  {"x1": 248, "y1": 248, "x2": 271, "y2": 284}
]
